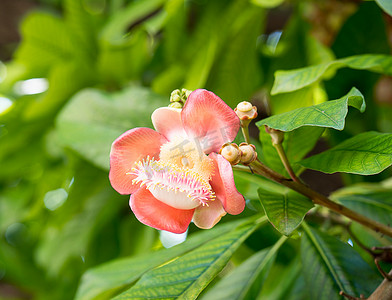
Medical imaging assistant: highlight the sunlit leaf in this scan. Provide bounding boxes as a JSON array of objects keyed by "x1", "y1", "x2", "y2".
[
  {"x1": 331, "y1": 184, "x2": 392, "y2": 226},
  {"x1": 201, "y1": 236, "x2": 286, "y2": 300},
  {"x1": 258, "y1": 188, "x2": 314, "y2": 236},
  {"x1": 75, "y1": 218, "x2": 258, "y2": 300},
  {"x1": 257, "y1": 88, "x2": 365, "y2": 132},
  {"x1": 300, "y1": 131, "x2": 392, "y2": 175},
  {"x1": 301, "y1": 224, "x2": 380, "y2": 299},
  {"x1": 112, "y1": 218, "x2": 264, "y2": 299},
  {"x1": 272, "y1": 54, "x2": 392, "y2": 95}
]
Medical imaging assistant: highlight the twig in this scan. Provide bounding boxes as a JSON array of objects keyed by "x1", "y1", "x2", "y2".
[{"x1": 248, "y1": 160, "x2": 392, "y2": 238}]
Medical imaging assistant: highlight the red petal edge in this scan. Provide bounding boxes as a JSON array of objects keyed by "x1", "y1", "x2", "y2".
[
  {"x1": 181, "y1": 89, "x2": 240, "y2": 154},
  {"x1": 209, "y1": 152, "x2": 245, "y2": 215},
  {"x1": 109, "y1": 127, "x2": 167, "y2": 195},
  {"x1": 130, "y1": 187, "x2": 194, "y2": 233}
]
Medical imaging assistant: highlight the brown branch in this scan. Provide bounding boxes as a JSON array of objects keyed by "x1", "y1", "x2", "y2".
[
  {"x1": 368, "y1": 269, "x2": 392, "y2": 300},
  {"x1": 249, "y1": 160, "x2": 392, "y2": 238}
]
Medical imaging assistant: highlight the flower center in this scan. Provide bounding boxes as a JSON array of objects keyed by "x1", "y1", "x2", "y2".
[{"x1": 130, "y1": 157, "x2": 215, "y2": 210}]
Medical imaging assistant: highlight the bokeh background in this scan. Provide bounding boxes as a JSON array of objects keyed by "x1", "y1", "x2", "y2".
[{"x1": 1, "y1": 0, "x2": 392, "y2": 299}]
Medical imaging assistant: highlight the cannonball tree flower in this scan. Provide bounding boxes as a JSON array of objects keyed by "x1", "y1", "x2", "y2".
[{"x1": 109, "y1": 89, "x2": 245, "y2": 233}]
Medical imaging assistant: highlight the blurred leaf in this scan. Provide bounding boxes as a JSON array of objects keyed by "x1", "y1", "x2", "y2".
[
  {"x1": 257, "y1": 87, "x2": 365, "y2": 131},
  {"x1": 375, "y1": 0, "x2": 392, "y2": 16},
  {"x1": 201, "y1": 236, "x2": 286, "y2": 300},
  {"x1": 98, "y1": 30, "x2": 152, "y2": 85},
  {"x1": 331, "y1": 184, "x2": 392, "y2": 226},
  {"x1": 64, "y1": 0, "x2": 98, "y2": 60},
  {"x1": 100, "y1": 0, "x2": 166, "y2": 45},
  {"x1": 332, "y1": 2, "x2": 390, "y2": 58},
  {"x1": 272, "y1": 54, "x2": 392, "y2": 95},
  {"x1": 251, "y1": 0, "x2": 284, "y2": 8},
  {"x1": 257, "y1": 256, "x2": 305, "y2": 300},
  {"x1": 209, "y1": 4, "x2": 264, "y2": 105},
  {"x1": 300, "y1": 131, "x2": 392, "y2": 175},
  {"x1": 112, "y1": 218, "x2": 265, "y2": 299},
  {"x1": 301, "y1": 224, "x2": 380, "y2": 299},
  {"x1": 259, "y1": 126, "x2": 324, "y2": 175},
  {"x1": 24, "y1": 60, "x2": 96, "y2": 120},
  {"x1": 56, "y1": 86, "x2": 166, "y2": 170},
  {"x1": 15, "y1": 12, "x2": 83, "y2": 71},
  {"x1": 258, "y1": 188, "x2": 313, "y2": 236},
  {"x1": 75, "y1": 218, "x2": 259, "y2": 300},
  {"x1": 35, "y1": 163, "x2": 123, "y2": 276}
]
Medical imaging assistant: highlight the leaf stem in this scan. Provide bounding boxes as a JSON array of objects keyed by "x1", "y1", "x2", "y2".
[
  {"x1": 249, "y1": 160, "x2": 392, "y2": 238},
  {"x1": 273, "y1": 143, "x2": 301, "y2": 183}
]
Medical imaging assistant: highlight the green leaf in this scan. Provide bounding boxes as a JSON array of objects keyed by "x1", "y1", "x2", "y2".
[
  {"x1": 376, "y1": 0, "x2": 392, "y2": 16},
  {"x1": 301, "y1": 224, "x2": 380, "y2": 299},
  {"x1": 75, "y1": 218, "x2": 259, "y2": 300},
  {"x1": 271, "y1": 54, "x2": 392, "y2": 95},
  {"x1": 56, "y1": 86, "x2": 166, "y2": 170},
  {"x1": 15, "y1": 12, "x2": 83, "y2": 71},
  {"x1": 100, "y1": 0, "x2": 166, "y2": 45},
  {"x1": 331, "y1": 184, "x2": 392, "y2": 226},
  {"x1": 112, "y1": 218, "x2": 265, "y2": 299},
  {"x1": 257, "y1": 87, "x2": 365, "y2": 132},
  {"x1": 300, "y1": 131, "x2": 392, "y2": 175},
  {"x1": 259, "y1": 126, "x2": 324, "y2": 176},
  {"x1": 258, "y1": 188, "x2": 314, "y2": 236},
  {"x1": 251, "y1": 0, "x2": 284, "y2": 8},
  {"x1": 201, "y1": 236, "x2": 287, "y2": 300}
]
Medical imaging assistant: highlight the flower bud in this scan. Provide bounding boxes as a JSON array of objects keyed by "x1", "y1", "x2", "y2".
[
  {"x1": 239, "y1": 143, "x2": 257, "y2": 165},
  {"x1": 169, "y1": 88, "x2": 193, "y2": 108},
  {"x1": 219, "y1": 142, "x2": 241, "y2": 165},
  {"x1": 168, "y1": 102, "x2": 183, "y2": 109},
  {"x1": 234, "y1": 101, "x2": 258, "y2": 121}
]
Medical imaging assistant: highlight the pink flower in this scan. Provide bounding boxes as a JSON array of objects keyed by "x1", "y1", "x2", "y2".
[{"x1": 109, "y1": 89, "x2": 245, "y2": 233}]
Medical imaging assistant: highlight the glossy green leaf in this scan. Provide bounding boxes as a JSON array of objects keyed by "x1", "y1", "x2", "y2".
[
  {"x1": 300, "y1": 131, "x2": 392, "y2": 175},
  {"x1": 112, "y1": 218, "x2": 265, "y2": 299},
  {"x1": 257, "y1": 87, "x2": 365, "y2": 131},
  {"x1": 259, "y1": 126, "x2": 324, "y2": 176},
  {"x1": 56, "y1": 86, "x2": 166, "y2": 170},
  {"x1": 301, "y1": 224, "x2": 380, "y2": 299},
  {"x1": 376, "y1": 0, "x2": 392, "y2": 16},
  {"x1": 331, "y1": 184, "x2": 392, "y2": 226},
  {"x1": 272, "y1": 54, "x2": 392, "y2": 95},
  {"x1": 202, "y1": 236, "x2": 286, "y2": 300},
  {"x1": 258, "y1": 188, "x2": 314, "y2": 236},
  {"x1": 75, "y1": 218, "x2": 258, "y2": 300}
]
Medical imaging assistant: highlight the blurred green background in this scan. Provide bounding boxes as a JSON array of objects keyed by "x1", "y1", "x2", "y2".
[{"x1": 0, "y1": 0, "x2": 392, "y2": 299}]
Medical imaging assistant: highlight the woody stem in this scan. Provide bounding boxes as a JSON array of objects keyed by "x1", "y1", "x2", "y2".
[{"x1": 248, "y1": 160, "x2": 392, "y2": 238}]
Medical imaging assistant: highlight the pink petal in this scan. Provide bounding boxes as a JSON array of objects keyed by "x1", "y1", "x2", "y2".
[
  {"x1": 151, "y1": 107, "x2": 187, "y2": 141},
  {"x1": 193, "y1": 199, "x2": 227, "y2": 229},
  {"x1": 181, "y1": 89, "x2": 240, "y2": 153},
  {"x1": 209, "y1": 152, "x2": 245, "y2": 215},
  {"x1": 130, "y1": 187, "x2": 194, "y2": 233},
  {"x1": 109, "y1": 128, "x2": 167, "y2": 195}
]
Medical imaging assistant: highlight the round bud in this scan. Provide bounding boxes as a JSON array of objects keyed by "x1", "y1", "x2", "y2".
[
  {"x1": 239, "y1": 143, "x2": 257, "y2": 165},
  {"x1": 169, "y1": 102, "x2": 183, "y2": 109},
  {"x1": 234, "y1": 101, "x2": 258, "y2": 121},
  {"x1": 219, "y1": 143, "x2": 241, "y2": 165}
]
